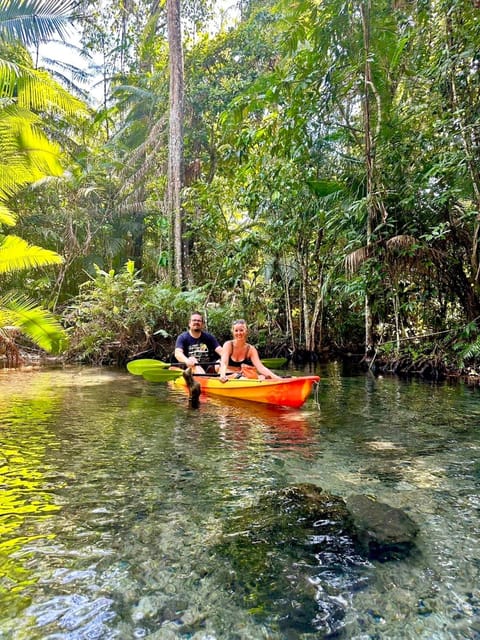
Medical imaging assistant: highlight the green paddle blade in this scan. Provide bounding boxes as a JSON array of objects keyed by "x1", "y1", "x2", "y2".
[
  {"x1": 263, "y1": 357, "x2": 288, "y2": 368},
  {"x1": 141, "y1": 368, "x2": 184, "y2": 382},
  {"x1": 127, "y1": 359, "x2": 170, "y2": 375}
]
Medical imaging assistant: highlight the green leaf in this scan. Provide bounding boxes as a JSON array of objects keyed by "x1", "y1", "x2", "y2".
[
  {"x1": 1, "y1": 293, "x2": 67, "y2": 353},
  {"x1": 306, "y1": 179, "x2": 344, "y2": 197},
  {"x1": 0, "y1": 0, "x2": 77, "y2": 47},
  {"x1": 0, "y1": 235, "x2": 62, "y2": 274},
  {"x1": 0, "y1": 204, "x2": 16, "y2": 226}
]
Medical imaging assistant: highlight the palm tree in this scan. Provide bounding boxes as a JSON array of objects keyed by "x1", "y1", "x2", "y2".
[
  {"x1": 0, "y1": 0, "x2": 84, "y2": 360},
  {"x1": 0, "y1": 237, "x2": 65, "y2": 353}
]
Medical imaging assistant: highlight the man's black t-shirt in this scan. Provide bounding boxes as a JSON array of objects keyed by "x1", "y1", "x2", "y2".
[{"x1": 175, "y1": 331, "x2": 220, "y2": 363}]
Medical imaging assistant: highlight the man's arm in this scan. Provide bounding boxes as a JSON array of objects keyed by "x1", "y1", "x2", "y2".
[
  {"x1": 174, "y1": 347, "x2": 190, "y2": 366},
  {"x1": 175, "y1": 335, "x2": 200, "y2": 368}
]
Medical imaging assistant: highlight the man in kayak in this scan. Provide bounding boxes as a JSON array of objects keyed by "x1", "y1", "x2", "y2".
[{"x1": 174, "y1": 311, "x2": 223, "y2": 373}]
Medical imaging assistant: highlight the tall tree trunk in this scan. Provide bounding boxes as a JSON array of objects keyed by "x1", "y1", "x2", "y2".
[
  {"x1": 361, "y1": 0, "x2": 375, "y2": 353},
  {"x1": 300, "y1": 237, "x2": 323, "y2": 354},
  {"x1": 300, "y1": 259, "x2": 310, "y2": 351},
  {"x1": 167, "y1": 0, "x2": 185, "y2": 288},
  {"x1": 444, "y1": 11, "x2": 480, "y2": 298},
  {"x1": 282, "y1": 253, "x2": 296, "y2": 354}
]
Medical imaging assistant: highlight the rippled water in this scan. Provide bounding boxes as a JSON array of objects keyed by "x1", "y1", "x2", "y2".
[{"x1": 1, "y1": 365, "x2": 480, "y2": 639}]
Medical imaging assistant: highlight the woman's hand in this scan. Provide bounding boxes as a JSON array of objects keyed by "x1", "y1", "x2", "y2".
[{"x1": 219, "y1": 373, "x2": 229, "y2": 383}]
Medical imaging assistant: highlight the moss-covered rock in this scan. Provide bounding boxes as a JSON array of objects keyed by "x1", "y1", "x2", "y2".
[
  {"x1": 215, "y1": 484, "x2": 418, "y2": 636},
  {"x1": 216, "y1": 484, "x2": 367, "y2": 636}
]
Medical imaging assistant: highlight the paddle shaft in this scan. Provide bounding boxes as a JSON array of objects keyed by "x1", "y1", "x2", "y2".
[{"x1": 127, "y1": 357, "x2": 287, "y2": 380}]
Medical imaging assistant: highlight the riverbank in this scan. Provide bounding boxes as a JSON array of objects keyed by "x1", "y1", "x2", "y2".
[{"x1": 3, "y1": 328, "x2": 480, "y2": 387}]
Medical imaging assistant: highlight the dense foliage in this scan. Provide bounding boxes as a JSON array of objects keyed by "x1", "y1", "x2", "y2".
[
  {"x1": 0, "y1": 0, "x2": 84, "y2": 356},
  {"x1": 1, "y1": 0, "x2": 480, "y2": 375}
]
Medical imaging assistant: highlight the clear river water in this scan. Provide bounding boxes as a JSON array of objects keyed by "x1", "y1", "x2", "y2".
[{"x1": 1, "y1": 364, "x2": 480, "y2": 639}]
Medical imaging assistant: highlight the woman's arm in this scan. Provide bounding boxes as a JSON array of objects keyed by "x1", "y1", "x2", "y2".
[
  {"x1": 249, "y1": 346, "x2": 282, "y2": 379},
  {"x1": 219, "y1": 341, "x2": 232, "y2": 382}
]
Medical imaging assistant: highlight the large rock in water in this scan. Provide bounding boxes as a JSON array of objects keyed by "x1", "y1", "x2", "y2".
[
  {"x1": 346, "y1": 493, "x2": 419, "y2": 561},
  {"x1": 216, "y1": 483, "x2": 418, "y2": 637}
]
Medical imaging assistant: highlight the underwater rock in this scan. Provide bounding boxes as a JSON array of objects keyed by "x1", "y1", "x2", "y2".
[
  {"x1": 345, "y1": 493, "x2": 419, "y2": 561},
  {"x1": 216, "y1": 484, "x2": 368, "y2": 637},
  {"x1": 216, "y1": 483, "x2": 419, "y2": 636}
]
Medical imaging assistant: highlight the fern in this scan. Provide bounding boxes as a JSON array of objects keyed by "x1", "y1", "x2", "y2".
[
  {"x1": 0, "y1": 235, "x2": 62, "y2": 273},
  {"x1": 0, "y1": 293, "x2": 67, "y2": 353},
  {"x1": 460, "y1": 336, "x2": 480, "y2": 363}
]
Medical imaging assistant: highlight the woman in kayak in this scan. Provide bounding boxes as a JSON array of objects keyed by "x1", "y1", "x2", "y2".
[{"x1": 219, "y1": 319, "x2": 282, "y2": 382}]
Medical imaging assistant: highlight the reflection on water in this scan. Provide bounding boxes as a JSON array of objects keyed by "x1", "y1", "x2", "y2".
[
  {"x1": 0, "y1": 371, "x2": 62, "y2": 626},
  {"x1": 204, "y1": 395, "x2": 316, "y2": 450},
  {"x1": 1, "y1": 366, "x2": 480, "y2": 638}
]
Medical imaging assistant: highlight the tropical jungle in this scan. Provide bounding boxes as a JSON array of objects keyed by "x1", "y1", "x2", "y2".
[{"x1": 1, "y1": 0, "x2": 480, "y2": 381}]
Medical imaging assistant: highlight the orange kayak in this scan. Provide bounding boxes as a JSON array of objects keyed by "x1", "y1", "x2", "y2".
[{"x1": 174, "y1": 374, "x2": 320, "y2": 408}]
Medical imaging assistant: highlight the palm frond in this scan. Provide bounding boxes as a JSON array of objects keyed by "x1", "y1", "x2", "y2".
[
  {"x1": 0, "y1": 0, "x2": 77, "y2": 47},
  {"x1": 17, "y1": 124, "x2": 64, "y2": 174},
  {"x1": 0, "y1": 292, "x2": 67, "y2": 352},
  {"x1": 345, "y1": 246, "x2": 370, "y2": 275},
  {"x1": 41, "y1": 58, "x2": 91, "y2": 98},
  {"x1": 345, "y1": 235, "x2": 422, "y2": 276},
  {"x1": 0, "y1": 56, "x2": 23, "y2": 89},
  {"x1": 17, "y1": 67, "x2": 86, "y2": 114},
  {"x1": 0, "y1": 104, "x2": 64, "y2": 195},
  {"x1": 0, "y1": 163, "x2": 38, "y2": 199},
  {"x1": 0, "y1": 202, "x2": 16, "y2": 225},
  {"x1": 385, "y1": 235, "x2": 419, "y2": 251},
  {"x1": 0, "y1": 234, "x2": 62, "y2": 273},
  {"x1": 460, "y1": 336, "x2": 480, "y2": 363},
  {"x1": 0, "y1": 54, "x2": 87, "y2": 115}
]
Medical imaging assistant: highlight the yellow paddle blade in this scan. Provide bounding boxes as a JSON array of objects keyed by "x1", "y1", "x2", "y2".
[
  {"x1": 127, "y1": 359, "x2": 171, "y2": 375},
  {"x1": 141, "y1": 368, "x2": 184, "y2": 382}
]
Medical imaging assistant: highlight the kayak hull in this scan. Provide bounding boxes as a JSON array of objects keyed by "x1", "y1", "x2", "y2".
[{"x1": 174, "y1": 374, "x2": 320, "y2": 408}]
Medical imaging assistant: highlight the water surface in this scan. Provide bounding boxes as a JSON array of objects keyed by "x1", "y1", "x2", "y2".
[{"x1": 1, "y1": 365, "x2": 480, "y2": 639}]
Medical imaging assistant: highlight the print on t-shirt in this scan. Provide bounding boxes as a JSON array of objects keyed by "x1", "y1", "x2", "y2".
[{"x1": 188, "y1": 342, "x2": 209, "y2": 362}]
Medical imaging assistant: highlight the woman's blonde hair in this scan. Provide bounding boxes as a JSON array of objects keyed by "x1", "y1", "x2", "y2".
[{"x1": 232, "y1": 318, "x2": 247, "y2": 327}]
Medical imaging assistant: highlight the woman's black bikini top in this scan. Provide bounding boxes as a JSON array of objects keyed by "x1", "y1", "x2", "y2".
[{"x1": 227, "y1": 342, "x2": 254, "y2": 367}]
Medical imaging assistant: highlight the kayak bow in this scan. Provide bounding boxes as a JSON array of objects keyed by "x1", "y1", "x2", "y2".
[{"x1": 174, "y1": 374, "x2": 320, "y2": 408}]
